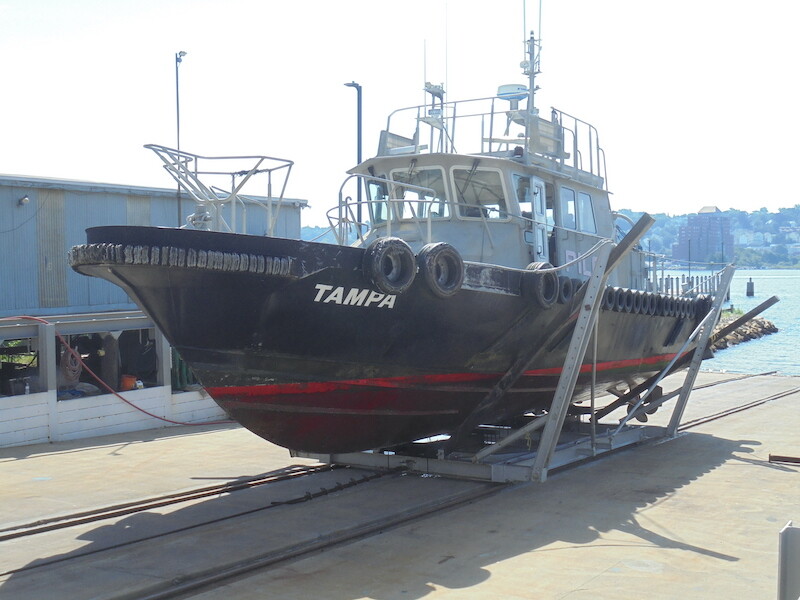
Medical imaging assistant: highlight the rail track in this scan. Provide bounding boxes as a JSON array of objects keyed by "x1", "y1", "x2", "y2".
[
  {"x1": 0, "y1": 463, "x2": 401, "y2": 579},
  {"x1": 0, "y1": 464, "x2": 333, "y2": 543}
]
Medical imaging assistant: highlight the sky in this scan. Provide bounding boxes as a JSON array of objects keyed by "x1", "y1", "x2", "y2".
[{"x1": 1, "y1": 0, "x2": 798, "y2": 226}]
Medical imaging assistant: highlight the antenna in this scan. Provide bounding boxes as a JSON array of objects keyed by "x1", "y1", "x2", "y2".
[
  {"x1": 423, "y1": 39, "x2": 427, "y2": 105},
  {"x1": 523, "y1": 1, "x2": 543, "y2": 71},
  {"x1": 444, "y1": 0, "x2": 449, "y2": 99},
  {"x1": 522, "y1": 0, "x2": 527, "y2": 58},
  {"x1": 538, "y1": 0, "x2": 543, "y2": 40},
  {"x1": 523, "y1": 30, "x2": 541, "y2": 156}
]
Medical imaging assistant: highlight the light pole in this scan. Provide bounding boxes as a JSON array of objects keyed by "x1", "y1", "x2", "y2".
[
  {"x1": 175, "y1": 50, "x2": 187, "y2": 226},
  {"x1": 344, "y1": 81, "x2": 362, "y2": 226}
]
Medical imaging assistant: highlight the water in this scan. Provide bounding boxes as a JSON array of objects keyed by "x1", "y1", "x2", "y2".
[{"x1": 700, "y1": 269, "x2": 799, "y2": 376}]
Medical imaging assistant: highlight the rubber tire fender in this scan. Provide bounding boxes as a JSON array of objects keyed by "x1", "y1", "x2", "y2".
[
  {"x1": 680, "y1": 297, "x2": 690, "y2": 318},
  {"x1": 632, "y1": 290, "x2": 644, "y2": 314},
  {"x1": 665, "y1": 296, "x2": 676, "y2": 317},
  {"x1": 695, "y1": 294, "x2": 713, "y2": 319},
  {"x1": 623, "y1": 289, "x2": 635, "y2": 313},
  {"x1": 602, "y1": 286, "x2": 616, "y2": 311},
  {"x1": 557, "y1": 275, "x2": 574, "y2": 304},
  {"x1": 362, "y1": 236, "x2": 416, "y2": 295},
  {"x1": 653, "y1": 294, "x2": 665, "y2": 316},
  {"x1": 416, "y1": 242, "x2": 464, "y2": 298},
  {"x1": 645, "y1": 292, "x2": 658, "y2": 316},
  {"x1": 613, "y1": 287, "x2": 626, "y2": 312},
  {"x1": 686, "y1": 297, "x2": 697, "y2": 319},
  {"x1": 522, "y1": 262, "x2": 558, "y2": 309}
]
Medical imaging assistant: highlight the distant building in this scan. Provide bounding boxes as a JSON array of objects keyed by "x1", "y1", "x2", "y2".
[{"x1": 671, "y1": 206, "x2": 735, "y2": 264}]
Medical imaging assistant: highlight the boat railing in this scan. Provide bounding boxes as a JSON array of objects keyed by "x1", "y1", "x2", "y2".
[
  {"x1": 643, "y1": 252, "x2": 731, "y2": 298},
  {"x1": 553, "y1": 109, "x2": 608, "y2": 189},
  {"x1": 327, "y1": 174, "x2": 616, "y2": 256},
  {"x1": 380, "y1": 98, "x2": 607, "y2": 187},
  {"x1": 144, "y1": 144, "x2": 294, "y2": 235},
  {"x1": 327, "y1": 174, "x2": 446, "y2": 246}
]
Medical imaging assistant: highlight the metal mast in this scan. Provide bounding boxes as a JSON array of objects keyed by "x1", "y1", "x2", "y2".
[{"x1": 523, "y1": 31, "x2": 541, "y2": 156}]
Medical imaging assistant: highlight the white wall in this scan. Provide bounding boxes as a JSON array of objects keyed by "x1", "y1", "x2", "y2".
[
  {"x1": 0, "y1": 386, "x2": 228, "y2": 448},
  {"x1": 0, "y1": 391, "x2": 50, "y2": 447}
]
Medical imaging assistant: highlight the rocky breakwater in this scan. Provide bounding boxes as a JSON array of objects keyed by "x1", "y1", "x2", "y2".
[{"x1": 712, "y1": 313, "x2": 779, "y2": 351}]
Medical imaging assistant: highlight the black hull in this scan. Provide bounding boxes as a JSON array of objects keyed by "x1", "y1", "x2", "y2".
[{"x1": 71, "y1": 226, "x2": 706, "y2": 452}]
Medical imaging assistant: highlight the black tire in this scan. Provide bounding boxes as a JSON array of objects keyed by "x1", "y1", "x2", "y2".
[
  {"x1": 417, "y1": 242, "x2": 464, "y2": 298},
  {"x1": 613, "y1": 287, "x2": 626, "y2": 312},
  {"x1": 632, "y1": 290, "x2": 644, "y2": 314},
  {"x1": 557, "y1": 275, "x2": 574, "y2": 304},
  {"x1": 646, "y1": 293, "x2": 657, "y2": 316},
  {"x1": 665, "y1": 296, "x2": 676, "y2": 317},
  {"x1": 680, "y1": 297, "x2": 690, "y2": 318},
  {"x1": 362, "y1": 237, "x2": 416, "y2": 295},
  {"x1": 694, "y1": 294, "x2": 711, "y2": 319},
  {"x1": 687, "y1": 297, "x2": 697, "y2": 319},
  {"x1": 602, "y1": 286, "x2": 616, "y2": 310},
  {"x1": 522, "y1": 262, "x2": 558, "y2": 309},
  {"x1": 623, "y1": 289, "x2": 635, "y2": 313},
  {"x1": 654, "y1": 294, "x2": 665, "y2": 316}
]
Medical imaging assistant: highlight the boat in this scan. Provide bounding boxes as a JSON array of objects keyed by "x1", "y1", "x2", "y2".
[{"x1": 69, "y1": 34, "x2": 718, "y2": 454}]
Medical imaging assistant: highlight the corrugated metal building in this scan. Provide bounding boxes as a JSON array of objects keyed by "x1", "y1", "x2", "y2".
[
  {"x1": 0, "y1": 174, "x2": 306, "y2": 317},
  {"x1": 1, "y1": 173, "x2": 307, "y2": 447}
]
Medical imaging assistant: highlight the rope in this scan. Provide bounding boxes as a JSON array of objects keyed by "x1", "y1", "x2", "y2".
[{"x1": 0, "y1": 315, "x2": 232, "y2": 427}]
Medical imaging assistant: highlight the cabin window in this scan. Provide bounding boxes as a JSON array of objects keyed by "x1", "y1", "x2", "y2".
[
  {"x1": 578, "y1": 191, "x2": 597, "y2": 234},
  {"x1": 367, "y1": 178, "x2": 389, "y2": 224},
  {"x1": 390, "y1": 167, "x2": 449, "y2": 220},
  {"x1": 515, "y1": 174, "x2": 549, "y2": 222},
  {"x1": 560, "y1": 187, "x2": 577, "y2": 230},
  {"x1": 514, "y1": 175, "x2": 531, "y2": 219},
  {"x1": 453, "y1": 168, "x2": 507, "y2": 220},
  {"x1": 535, "y1": 184, "x2": 545, "y2": 216}
]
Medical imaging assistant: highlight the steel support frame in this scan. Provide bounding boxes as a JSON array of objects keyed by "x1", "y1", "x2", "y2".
[
  {"x1": 666, "y1": 265, "x2": 734, "y2": 436},
  {"x1": 294, "y1": 423, "x2": 663, "y2": 483},
  {"x1": 471, "y1": 240, "x2": 612, "y2": 481}
]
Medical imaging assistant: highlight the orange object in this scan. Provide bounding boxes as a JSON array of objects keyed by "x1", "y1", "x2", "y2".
[{"x1": 119, "y1": 374, "x2": 137, "y2": 391}]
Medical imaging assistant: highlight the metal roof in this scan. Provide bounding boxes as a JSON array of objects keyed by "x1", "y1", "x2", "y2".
[{"x1": 0, "y1": 173, "x2": 308, "y2": 206}]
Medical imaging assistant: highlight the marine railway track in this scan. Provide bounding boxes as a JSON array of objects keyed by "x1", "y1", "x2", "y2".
[
  {"x1": 1, "y1": 371, "x2": 797, "y2": 599},
  {"x1": 0, "y1": 464, "x2": 336, "y2": 544}
]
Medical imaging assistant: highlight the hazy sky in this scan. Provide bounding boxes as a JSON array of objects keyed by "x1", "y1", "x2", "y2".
[{"x1": 1, "y1": 0, "x2": 797, "y2": 226}]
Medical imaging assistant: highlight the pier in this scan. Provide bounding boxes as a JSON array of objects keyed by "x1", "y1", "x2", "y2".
[{"x1": 1, "y1": 370, "x2": 797, "y2": 599}]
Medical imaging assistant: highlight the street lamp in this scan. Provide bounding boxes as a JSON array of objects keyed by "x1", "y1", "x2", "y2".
[
  {"x1": 344, "y1": 81, "x2": 363, "y2": 226},
  {"x1": 175, "y1": 51, "x2": 187, "y2": 226}
]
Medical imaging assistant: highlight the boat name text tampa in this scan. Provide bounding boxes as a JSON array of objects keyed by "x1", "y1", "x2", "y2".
[{"x1": 313, "y1": 284, "x2": 397, "y2": 309}]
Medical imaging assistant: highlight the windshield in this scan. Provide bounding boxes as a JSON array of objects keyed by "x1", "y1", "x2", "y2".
[
  {"x1": 390, "y1": 167, "x2": 449, "y2": 220},
  {"x1": 453, "y1": 168, "x2": 507, "y2": 220}
]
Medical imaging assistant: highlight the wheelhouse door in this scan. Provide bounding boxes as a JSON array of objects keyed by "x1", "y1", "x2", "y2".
[
  {"x1": 514, "y1": 174, "x2": 549, "y2": 264},
  {"x1": 531, "y1": 178, "x2": 548, "y2": 263}
]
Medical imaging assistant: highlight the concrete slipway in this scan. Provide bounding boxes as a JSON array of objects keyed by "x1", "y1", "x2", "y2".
[{"x1": 0, "y1": 371, "x2": 797, "y2": 599}]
